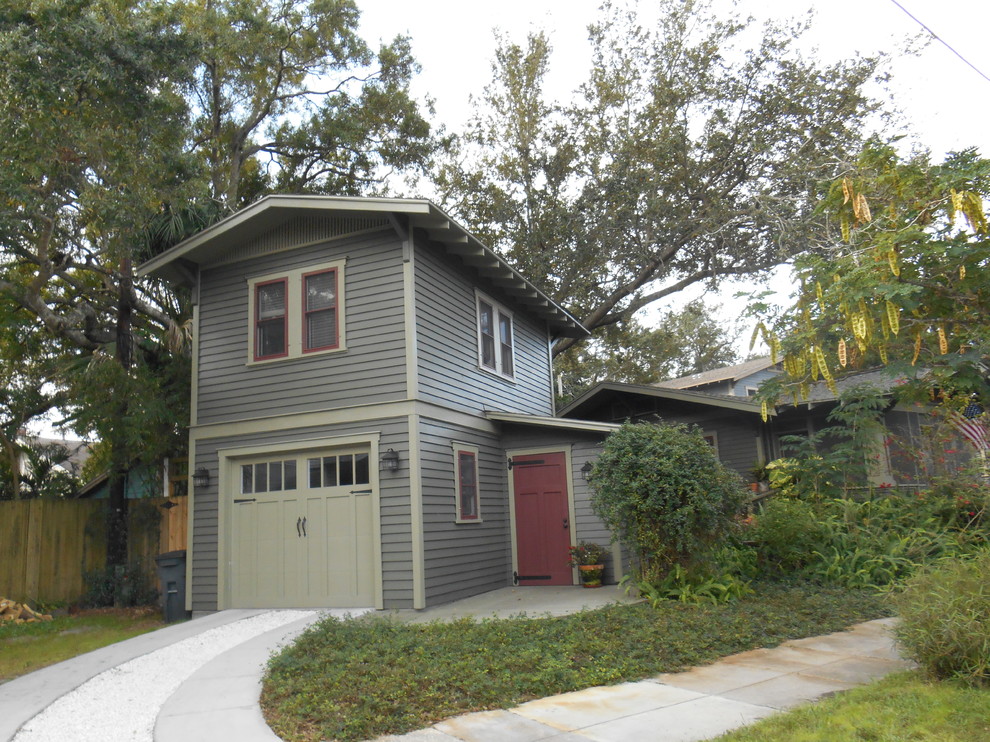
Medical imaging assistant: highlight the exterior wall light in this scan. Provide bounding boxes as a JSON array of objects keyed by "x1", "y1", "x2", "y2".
[
  {"x1": 581, "y1": 461, "x2": 594, "y2": 481},
  {"x1": 193, "y1": 467, "x2": 210, "y2": 489},
  {"x1": 380, "y1": 448, "x2": 400, "y2": 472}
]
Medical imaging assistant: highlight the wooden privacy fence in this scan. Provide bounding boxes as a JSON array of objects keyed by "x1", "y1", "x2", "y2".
[{"x1": 0, "y1": 497, "x2": 188, "y2": 605}]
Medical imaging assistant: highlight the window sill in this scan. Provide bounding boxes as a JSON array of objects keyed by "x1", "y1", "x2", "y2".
[
  {"x1": 246, "y1": 345, "x2": 347, "y2": 367},
  {"x1": 455, "y1": 518, "x2": 483, "y2": 525},
  {"x1": 477, "y1": 364, "x2": 516, "y2": 383}
]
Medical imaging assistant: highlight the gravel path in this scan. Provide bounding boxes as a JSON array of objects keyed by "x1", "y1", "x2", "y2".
[{"x1": 13, "y1": 610, "x2": 316, "y2": 742}]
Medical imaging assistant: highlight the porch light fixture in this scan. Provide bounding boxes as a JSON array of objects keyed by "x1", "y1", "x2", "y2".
[
  {"x1": 380, "y1": 448, "x2": 400, "y2": 472},
  {"x1": 581, "y1": 461, "x2": 594, "y2": 481},
  {"x1": 193, "y1": 467, "x2": 210, "y2": 489}
]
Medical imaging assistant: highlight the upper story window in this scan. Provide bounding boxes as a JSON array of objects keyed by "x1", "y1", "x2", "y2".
[
  {"x1": 255, "y1": 279, "x2": 288, "y2": 360},
  {"x1": 476, "y1": 291, "x2": 514, "y2": 380},
  {"x1": 303, "y1": 269, "x2": 338, "y2": 352},
  {"x1": 247, "y1": 260, "x2": 345, "y2": 363}
]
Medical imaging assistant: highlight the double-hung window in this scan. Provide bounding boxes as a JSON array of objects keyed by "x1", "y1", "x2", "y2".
[
  {"x1": 476, "y1": 292, "x2": 514, "y2": 379},
  {"x1": 303, "y1": 269, "x2": 338, "y2": 352},
  {"x1": 248, "y1": 261, "x2": 345, "y2": 363},
  {"x1": 255, "y1": 279, "x2": 288, "y2": 359},
  {"x1": 453, "y1": 443, "x2": 481, "y2": 522}
]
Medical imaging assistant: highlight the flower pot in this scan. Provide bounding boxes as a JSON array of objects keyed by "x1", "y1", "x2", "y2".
[{"x1": 579, "y1": 564, "x2": 604, "y2": 588}]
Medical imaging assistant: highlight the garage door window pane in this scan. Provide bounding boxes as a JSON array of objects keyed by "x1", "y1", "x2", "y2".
[
  {"x1": 339, "y1": 455, "x2": 353, "y2": 486},
  {"x1": 254, "y1": 463, "x2": 268, "y2": 493},
  {"x1": 269, "y1": 462, "x2": 282, "y2": 491},
  {"x1": 320, "y1": 457, "x2": 336, "y2": 487},
  {"x1": 241, "y1": 465, "x2": 253, "y2": 494},
  {"x1": 284, "y1": 460, "x2": 297, "y2": 490},
  {"x1": 355, "y1": 453, "x2": 369, "y2": 485},
  {"x1": 308, "y1": 458, "x2": 321, "y2": 488}
]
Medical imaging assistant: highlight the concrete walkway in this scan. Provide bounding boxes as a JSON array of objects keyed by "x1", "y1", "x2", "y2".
[
  {"x1": 376, "y1": 617, "x2": 914, "y2": 742},
  {"x1": 0, "y1": 588, "x2": 913, "y2": 742}
]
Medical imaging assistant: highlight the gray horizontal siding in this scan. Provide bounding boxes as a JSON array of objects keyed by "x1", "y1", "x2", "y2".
[
  {"x1": 731, "y1": 369, "x2": 780, "y2": 396},
  {"x1": 197, "y1": 227, "x2": 407, "y2": 425},
  {"x1": 419, "y1": 417, "x2": 511, "y2": 606},
  {"x1": 414, "y1": 239, "x2": 553, "y2": 417},
  {"x1": 651, "y1": 411, "x2": 760, "y2": 477},
  {"x1": 190, "y1": 416, "x2": 412, "y2": 613}
]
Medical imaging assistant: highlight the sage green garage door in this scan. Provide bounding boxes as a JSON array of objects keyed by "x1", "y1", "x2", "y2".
[{"x1": 230, "y1": 447, "x2": 374, "y2": 608}]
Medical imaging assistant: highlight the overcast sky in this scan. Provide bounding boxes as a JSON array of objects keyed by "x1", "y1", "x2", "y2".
[
  {"x1": 359, "y1": 0, "x2": 990, "y2": 351},
  {"x1": 360, "y1": 0, "x2": 990, "y2": 160}
]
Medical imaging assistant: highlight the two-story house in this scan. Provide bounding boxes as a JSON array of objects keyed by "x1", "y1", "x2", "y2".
[{"x1": 138, "y1": 196, "x2": 619, "y2": 615}]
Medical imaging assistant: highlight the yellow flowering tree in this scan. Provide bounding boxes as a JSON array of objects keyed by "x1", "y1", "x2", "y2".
[{"x1": 755, "y1": 142, "x2": 990, "y2": 416}]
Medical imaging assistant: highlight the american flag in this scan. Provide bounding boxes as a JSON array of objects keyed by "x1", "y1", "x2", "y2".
[{"x1": 948, "y1": 402, "x2": 989, "y2": 451}]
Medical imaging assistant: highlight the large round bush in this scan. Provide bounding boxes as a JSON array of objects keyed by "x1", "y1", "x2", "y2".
[
  {"x1": 589, "y1": 422, "x2": 745, "y2": 579},
  {"x1": 893, "y1": 550, "x2": 990, "y2": 686}
]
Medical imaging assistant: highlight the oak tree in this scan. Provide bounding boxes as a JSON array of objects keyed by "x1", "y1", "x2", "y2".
[{"x1": 438, "y1": 0, "x2": 887, "y2": 370}]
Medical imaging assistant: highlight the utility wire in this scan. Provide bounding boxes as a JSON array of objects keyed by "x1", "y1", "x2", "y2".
[{"x1": 888, "y1": 0, "x2": 990, "y2": 85}]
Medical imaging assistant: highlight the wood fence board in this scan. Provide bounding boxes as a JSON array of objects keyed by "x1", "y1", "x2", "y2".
[{"x1": 0, "y1": 497, "x2": 188, "y2": 605}]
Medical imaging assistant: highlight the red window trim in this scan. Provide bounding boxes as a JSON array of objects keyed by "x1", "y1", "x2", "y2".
[
  {"x1": 456, "y1": 449, "x2": 480, "y2": 521},
  {"x1": 254, "y1": 277, "x2": 288, "y2": 361},
  {"x1": 301, "y1": 268, "x2": 339, "y2": 353}
]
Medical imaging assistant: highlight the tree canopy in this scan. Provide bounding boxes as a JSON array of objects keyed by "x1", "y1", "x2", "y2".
[
  {"x1": 437, "y1": 0, "x2": 887, "y2": 368},
  {"x1": 754, "y1": 141, "x2": 990, "y2": 411},
  {"x1": 554, "y1": 299, "x2": 741, "y2": 400},
  {"x1": 0, "y1": 0, "x2": 436, "y2": 564}
]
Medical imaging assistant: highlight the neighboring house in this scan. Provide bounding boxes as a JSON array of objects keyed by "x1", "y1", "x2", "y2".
[
  {"x1": 75, "y1": 457, "x2": 188, "y2": 500},
  {"x1": 5, "y1": 434, "x2": 91, "y2": 498},
  {"x1": 560, "y1": 364, "x2": 946, "y2": 489},
  {"x1": 654, "y1": 357, "x2": 781, "y2": 397},
  {"x1": 15, "y1": 434, "x2": 91, "y2": 478},
  {"x1": 138, "y1": 196, "x2": 619, "y2": 614}
]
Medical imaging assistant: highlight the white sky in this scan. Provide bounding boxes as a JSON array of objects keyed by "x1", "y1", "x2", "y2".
[
  {"x1": 360, "y1": 0, "x2": 990, "y2": 158},
  {"x1": 359, "y1": 0, "x2": 990, "y2": 351}
]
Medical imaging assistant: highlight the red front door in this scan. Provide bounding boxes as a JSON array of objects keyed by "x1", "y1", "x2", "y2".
[{"x1": 512, "y1": 452, "x2": 572, "y2": 585}]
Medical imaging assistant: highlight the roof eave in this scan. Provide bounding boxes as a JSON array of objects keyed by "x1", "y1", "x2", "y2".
[
  {"x1": 136, "y1": 196, "x2": 588, "y2": 339},
  {"x1": 559, "y1": 381, "x2": 773, "y2": 418},
  {"x1": 485, "y1": 411, "x2": 621, "y2": 433}
]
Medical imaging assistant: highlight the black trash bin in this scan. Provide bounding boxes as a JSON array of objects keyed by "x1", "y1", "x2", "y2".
[{"x1": 154, "y1": 550, "x2": 190, "y2": 623}]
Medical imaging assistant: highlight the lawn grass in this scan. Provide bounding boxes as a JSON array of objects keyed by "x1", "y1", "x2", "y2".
[
  {"x1": 262, "y1": 583, "x2": 890, "y2": 741},
  {"x1": 0, "y1": 607, "x2": 163, "y2": 682},
  {"x1": 715, "y1": 671, "x2": 990, "y2": 741}
]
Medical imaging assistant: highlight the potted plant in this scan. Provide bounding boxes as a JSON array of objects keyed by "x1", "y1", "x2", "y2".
[{"x1": 567, "y1": 541, "x2": 608, "y2": 587}]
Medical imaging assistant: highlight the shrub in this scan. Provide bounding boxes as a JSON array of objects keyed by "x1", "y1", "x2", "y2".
[
  {"x1": 590, "y1": 422, "x2": 745, "y2": 581},
  {"x1": 750, "y1": 497, "x2": 826, "y2": 573},
  {"x1": 82, "y1": 561, "x2": 158, "y2": 608},
  {"x1": 893, "y1": 550, "x2": 990, "y2": 686}
]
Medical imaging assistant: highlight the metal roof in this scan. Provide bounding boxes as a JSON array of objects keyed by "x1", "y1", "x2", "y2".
[
  {"x1": 654, "y1": 357, "x2": 778, "y2": 390},
  {"x1": 137, "y1": 195, "x2": 588, "y2": 338}
]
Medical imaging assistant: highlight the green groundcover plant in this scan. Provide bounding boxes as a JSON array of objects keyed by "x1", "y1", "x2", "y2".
[{"x1": 261, "y1": 583, "x2": 887, "y2": 741}]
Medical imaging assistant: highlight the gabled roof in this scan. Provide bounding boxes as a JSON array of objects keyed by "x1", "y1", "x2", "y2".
[
  {"x1": 558, "y1": 381, "x2": 773, "y2": 419},
  {"x1": 654, "y1": 357, "x2": 778, "y2": 390},
  {"x1": 137, "y1": 195, "x2": 588, "y2": 338}
]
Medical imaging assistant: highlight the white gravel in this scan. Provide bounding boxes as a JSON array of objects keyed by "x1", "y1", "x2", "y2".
[{"x1": 14, "y1": 610, "x2": 317, "y2": 742}]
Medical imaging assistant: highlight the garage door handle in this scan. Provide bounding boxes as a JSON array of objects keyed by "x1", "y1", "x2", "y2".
[
  {"x1": 296, "y1": 517, "x2": 302, "y2": 537},
  {"x1": 301, "y1": 517, "x2": 307, "y2": 537}
]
